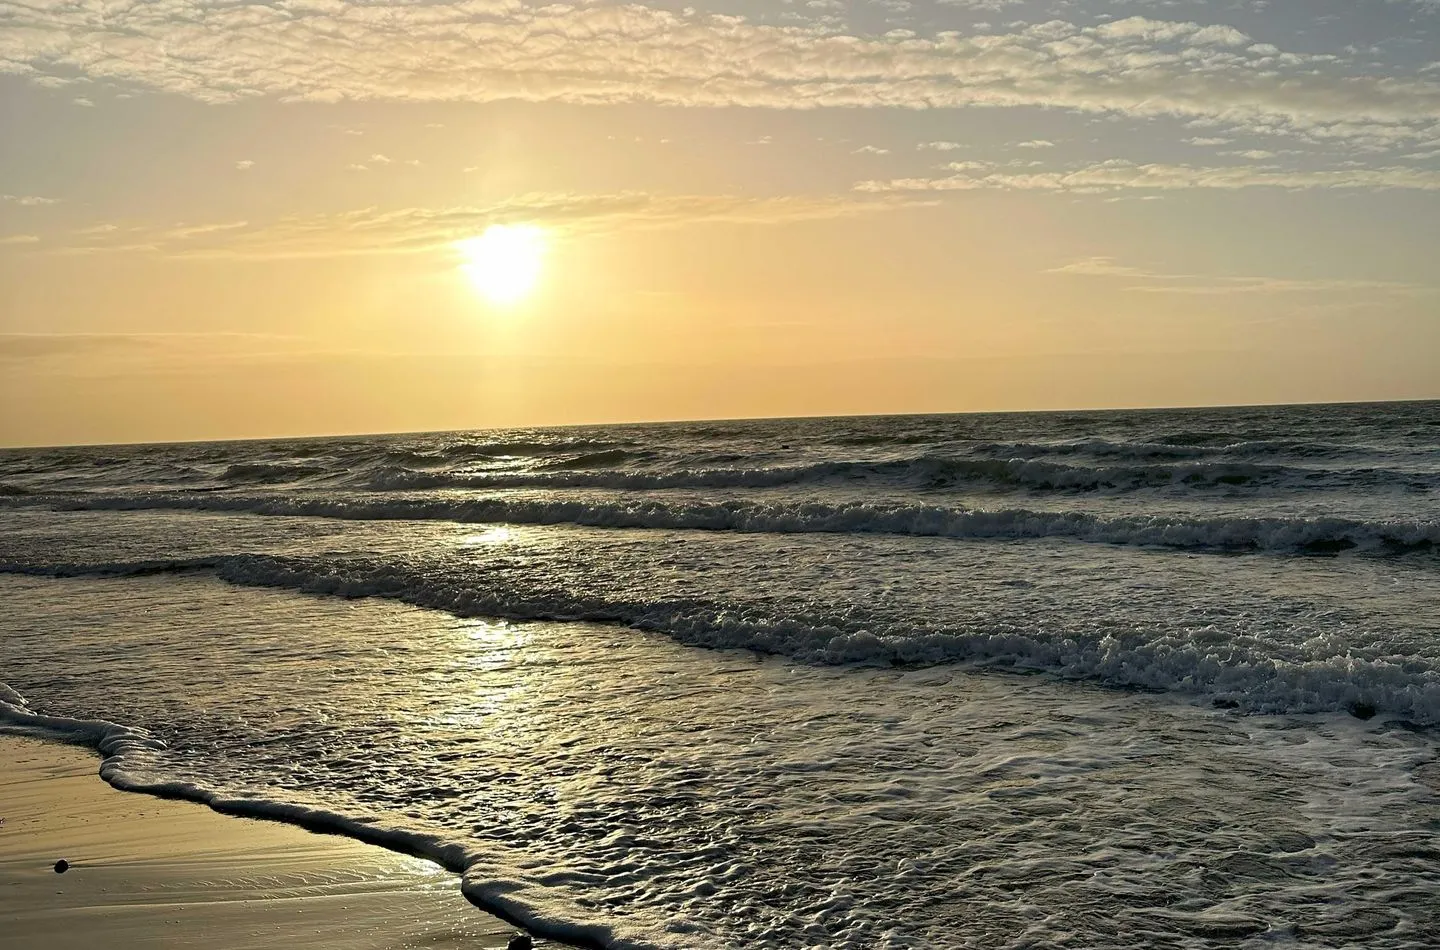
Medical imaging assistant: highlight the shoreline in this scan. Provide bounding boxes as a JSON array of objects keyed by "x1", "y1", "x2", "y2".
[{"x1": 0, "y1": 733, "x2": 526, "y2": 949}]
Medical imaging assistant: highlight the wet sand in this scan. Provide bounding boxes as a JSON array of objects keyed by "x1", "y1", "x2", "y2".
[{"x1": 0, "y1": 734, "x2": 522, "y2": 949}]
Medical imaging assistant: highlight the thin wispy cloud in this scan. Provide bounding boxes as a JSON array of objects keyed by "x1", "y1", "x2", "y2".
[
  {"x1": 1048, "y1": 257, "x2": 1432, "y2": 295},
  {"x1": 53, "y1": 192, "x2": 926, "y2": 260}
]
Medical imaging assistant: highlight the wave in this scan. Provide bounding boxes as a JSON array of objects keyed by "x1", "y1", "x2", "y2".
[
  {"x1": 356, "y1": 455, "x2": 1402, "y2": 494},
  {"x1": 219, "y1": 462, "x2": 330, "y2": 485},
  {"x1": 1153, "y1": 429, "x2": 1270, "y2": 447},
  {"x1": 6, "y1": 490, "x2": 1438, "y2": 554},
  {"x1": 0, "y1": 689, "x2": 646, "y2": 950},
  {"x1": 384, "y1": 438, "x2": 629, "y2": 464},
  {"x1": 6, "y1": 554, "x2": 1440, "y2": 726},
  {"x1": 966, "y1": 438, "x2": 1400, "y2": 463},
  {"x1": 536, "y1": 449, "x2": 646, "y2": 470}
]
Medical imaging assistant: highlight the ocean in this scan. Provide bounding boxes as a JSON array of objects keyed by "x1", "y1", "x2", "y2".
[{"x1": 2, "y1": 401, "x2": 1439, "y2": 948}]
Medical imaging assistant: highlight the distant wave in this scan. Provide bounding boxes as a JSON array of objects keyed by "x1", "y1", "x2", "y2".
[
  {"x1": 381, "y1": 438, "x2": 629, "y2": 466},
  {"x1": 535, "y1": 449, "x2": 647, "y2": 470},
  {"x1": 5, "y1": 430, "x2": 1432, "y2": 499},
  {"x1": 6, "y1": 554, "x2": 1440, "y2": 725},
  {"x1": 6, "y1": 491, "x2": 1437, "y2": 554},
  {"x1": 965, "y1": 438, "x2": 1402, "y2": 462},
  {"x1": 355, "y1": 455, "x2": 1416, "y2": 494},
  {"x1": 219, "y1": 462, "x2": 331, "y2": 484}
]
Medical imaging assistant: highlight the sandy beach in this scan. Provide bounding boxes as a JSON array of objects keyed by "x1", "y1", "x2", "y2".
[{"x1": 0, "y1": 734, "x2": 522, "y2": 950}]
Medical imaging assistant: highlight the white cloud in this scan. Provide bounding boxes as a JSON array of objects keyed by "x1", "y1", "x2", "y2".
[
  {"x1": 857, "y1": 159, "x2": 1440, "y2": 193},
  {"x1": 2, "y1": 195, "x2": 59, "y2": 206},
  {"x1": 235, "y1": 159, "x2": 255, "y2": 171},
  {"x1": 934, "y1": 0, "x2": 1024, "y2": 8},
  {"x1": 0, "y1": 234, "x2": 42, "y2": 245},
  {"x1": 2, "y1": 4, "x2": 1438, "y2": 148}
]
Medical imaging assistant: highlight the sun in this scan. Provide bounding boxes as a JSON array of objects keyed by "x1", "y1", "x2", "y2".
[{"x1": 456, "y1": 224, "x2": 546, "y2": 305}]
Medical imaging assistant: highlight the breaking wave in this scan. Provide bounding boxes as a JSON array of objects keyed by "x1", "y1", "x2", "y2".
[
  {"x1": 6, "y1": 491, "x2": 1437, "y2": 555},
  {"x1": 5, "y1": 554, "x2": 1439, "y2": 725}
]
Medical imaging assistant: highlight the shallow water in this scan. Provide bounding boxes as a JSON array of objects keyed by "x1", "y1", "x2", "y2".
[{"x1": 3, "y1": 402, "x2": 1439, "y2": 946}]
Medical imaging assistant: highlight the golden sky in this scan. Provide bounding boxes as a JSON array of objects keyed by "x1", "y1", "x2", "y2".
[{"x1": 2, "y1": 0, "x2": 1439, "y2": 445}]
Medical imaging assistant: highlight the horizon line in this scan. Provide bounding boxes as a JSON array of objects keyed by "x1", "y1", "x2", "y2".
[{"x1": 3, "y1": 395, "x2": 1436, "y2": 452}]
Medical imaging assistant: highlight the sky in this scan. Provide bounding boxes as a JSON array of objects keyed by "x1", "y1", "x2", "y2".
[{"x1": 2, "y1": 0, "x2": 1439, "y2": 445}]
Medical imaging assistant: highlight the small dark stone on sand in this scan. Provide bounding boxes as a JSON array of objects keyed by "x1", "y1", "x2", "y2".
[
  {"x1": 1350, "y1": 702, "x2": 1378, "y2": 720},
  {"x1": 53, "y1": 860, "x2": 69, "y2": 874},
  {"x1": 506, "y1": 935, "x2": 534, "y2": 950}
]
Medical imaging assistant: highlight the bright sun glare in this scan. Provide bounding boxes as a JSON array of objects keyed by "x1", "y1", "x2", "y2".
[{"x1": 457, "y1": 224, "x2": 546, "y2": 305}]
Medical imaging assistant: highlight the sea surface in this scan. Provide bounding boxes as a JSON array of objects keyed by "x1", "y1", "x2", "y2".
[{"x1": 3, "y1": 401, "x2": 1440, "y2": 948}]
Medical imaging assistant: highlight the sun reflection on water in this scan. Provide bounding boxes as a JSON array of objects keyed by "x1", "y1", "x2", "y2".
[{"x1": 459, "y1": 526, "x2": 513, "y2": 546}]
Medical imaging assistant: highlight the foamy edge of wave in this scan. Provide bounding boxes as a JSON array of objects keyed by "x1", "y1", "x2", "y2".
[
  {"x1": 7, "y1": 555, "x2": 1440, "y2": 725},
  {"x1": 0, "y1": 690, "x2": 666, "y2": 950}
]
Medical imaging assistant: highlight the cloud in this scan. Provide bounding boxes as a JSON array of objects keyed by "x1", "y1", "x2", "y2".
[
  {"x1": 857, "y1": 159, "x2": 1440, "y2": 193},
  {"x1": 2, "y1": 195, "x2": 59, "y2": 206},
  {"x1": 1047, "y1": 256, "x2": 1431, "y2": 295},
  {"x1": 0, "y1": 234, "x2": 41, "y2": 244},
  {"x1": 1048, "y1": 257, "x2": 1152, "y2": 278},
  {"x1": 3, "y1": 4, "x2": 1440, "y2": 147},
  {"x1": 0, "y1": 333, "x2": 157, "y2": 361},
  {"x1": 934, "y1": 0, "x2": 1025, "y2": 8},
  {"x1": 0, "y1": 332, "x2": 307, "y2": 368},
  {"x1": 235, "y1": 159, "x2": 255, "y2": 171},
  {"x1": 853, "y1": 145, "x2": 891, "y2": 154},
  {"x1": 51, "y1": 192, "x2": 925, "y2": 259}
]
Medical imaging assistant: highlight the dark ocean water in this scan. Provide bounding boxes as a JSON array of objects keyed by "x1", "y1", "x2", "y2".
[{"x1": 3, "y1": 401, "x2": 1439, "y2": 947}]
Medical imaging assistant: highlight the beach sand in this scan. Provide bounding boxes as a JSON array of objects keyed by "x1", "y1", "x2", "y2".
[{"x1": 0, "y1": 734, "x2": 522, "y2": 949}]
